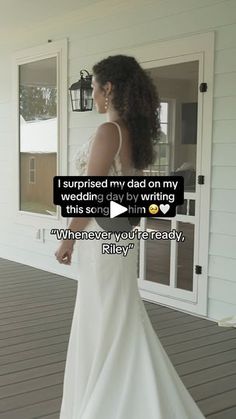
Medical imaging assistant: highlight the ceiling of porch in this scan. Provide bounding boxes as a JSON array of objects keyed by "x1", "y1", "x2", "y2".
[{"x1": 0, "y1": 0, "x2": 102, "y2": 39}]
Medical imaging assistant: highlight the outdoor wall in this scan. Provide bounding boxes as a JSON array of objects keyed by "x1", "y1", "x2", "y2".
[{"x1": 0, "y1": 0, "x2": 236, "y2": 321}]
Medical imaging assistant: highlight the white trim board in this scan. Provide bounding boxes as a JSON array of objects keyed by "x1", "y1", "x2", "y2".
[
  {"x1": 135, "y1": 32, "x2": 214, "y2": 317},
  {"x1": 12, "y1": 39, "x2": 68, "y2": 230}
]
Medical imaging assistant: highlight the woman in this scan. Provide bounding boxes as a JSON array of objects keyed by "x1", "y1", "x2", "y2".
[{"x1": 55, "y1": 55, "x2": 205, "y2": 418}]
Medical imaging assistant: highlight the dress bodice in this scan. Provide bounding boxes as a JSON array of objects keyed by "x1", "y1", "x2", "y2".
[{"x1": 73, "y1": 122, "x2": 140, "y2": 177}]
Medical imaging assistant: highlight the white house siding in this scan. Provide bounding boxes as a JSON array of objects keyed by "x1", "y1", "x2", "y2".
[{"x1": 0, "y1": 0, "x2": 236, "y2": 320}]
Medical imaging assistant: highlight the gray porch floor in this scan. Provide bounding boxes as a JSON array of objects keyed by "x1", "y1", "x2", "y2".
[{"x1": 0, "y1": 257, "x2": 236, "y2": 419}]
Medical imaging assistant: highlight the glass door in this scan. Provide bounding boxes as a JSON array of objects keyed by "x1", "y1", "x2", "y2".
[{"x1": 138, "y1": 58, "x2": 202, "y2": 309}]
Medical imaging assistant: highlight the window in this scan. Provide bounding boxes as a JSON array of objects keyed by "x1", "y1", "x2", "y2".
[
  {"x1": 19, "y1": 56, "x2": 57, "y2": 215},
  {"x1": 143, "y1": 100, "x2": 173, "y2": 176},
  {"x1": 154, "y1": 101, "x2": 171, "y2": 176},
  {"x1": 13, "y1": 40, "x2": 68, "y2": 224},
  {"x1": 29, "y1": 157, "x2": 36, "y2": 184}
]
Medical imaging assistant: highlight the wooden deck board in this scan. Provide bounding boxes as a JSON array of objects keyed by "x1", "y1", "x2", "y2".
[
  {"x1": 206, "y1": 405, "x2": 236, "y2": 419},
  {"x1": 1, "y1": 257, "x2": 236, "y2": 418},
  {"x1": 189, "y1": 374, "x2": 236, "y2": 401}
]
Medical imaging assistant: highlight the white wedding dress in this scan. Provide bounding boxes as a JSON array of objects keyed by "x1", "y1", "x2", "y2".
[{"x1": 59, "y1": 121, "x2": 205, "y2": 419}]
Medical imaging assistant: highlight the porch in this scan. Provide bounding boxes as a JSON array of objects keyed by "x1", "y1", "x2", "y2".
[{"x1": 0, "y1": 257, "x2": 236, "y2": 419}]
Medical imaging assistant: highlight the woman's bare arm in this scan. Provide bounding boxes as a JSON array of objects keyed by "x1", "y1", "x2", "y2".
[
  {"x1": 67, "y1": 122, "x2": 120, "y2": 233},
  {"x1": 86, "y1": 122, "x2": 120, "y2": 176},
  {"x1": 55, "y1": 123, "x2": 125, "y2": 263}
]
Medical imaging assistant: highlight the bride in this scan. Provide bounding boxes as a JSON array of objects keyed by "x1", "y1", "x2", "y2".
[{"x1": 55, "y1": 55, "x2": 205, "y2": 419}]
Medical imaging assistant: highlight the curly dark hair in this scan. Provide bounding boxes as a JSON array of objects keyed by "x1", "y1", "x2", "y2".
[{"x1": 92, "y1": 55, "x2": 161, "y2": 171}]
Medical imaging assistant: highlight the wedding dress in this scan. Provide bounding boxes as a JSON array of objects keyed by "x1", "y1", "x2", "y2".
[{"x1": 59, "y1": 121, "x2": 205, "y2": 419}]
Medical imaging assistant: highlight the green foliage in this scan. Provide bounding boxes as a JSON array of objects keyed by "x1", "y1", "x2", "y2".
[{"x1": 19, "y1": 86, "x2": 57, "y2": 121}]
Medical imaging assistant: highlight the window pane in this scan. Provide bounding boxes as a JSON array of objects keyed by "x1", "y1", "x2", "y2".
[
  {"x1": 149, "y1": 61, "x2": 198, "y2": 192},
  {"x1": 160, "y1": 102, "x2": 168, "y2": 123},
  {"x1": 177, "y1": 199, "x2": 195, "y2": 216},
  {"x1": 158, "y1": 165, "x2": 169, "y2": 176},
  {"x1": 19, "y1": 57, "x2": 57, "y2": 215},
  {"x1": 29, "y1": 170, "x2": 35, "y2": 184},
  {"x1": 176, "y1": 222, "x2": 194, "y2": 291},
  {"x1": 160, "y1": 144, "x2": 167, "y2": 165},
  {"x1": 160, "y1": 123, "x2": 168, "y2": 141},
  {"x1": 146, "y1": 219, "x2": 171, "y2": 285},
  {"x1": 29, "y1": 157, "x2": 35, "y2": 170}
]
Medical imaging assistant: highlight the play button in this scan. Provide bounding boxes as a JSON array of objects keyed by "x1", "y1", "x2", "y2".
[
  {"x1": 95, "y1": 200, "x2": 140, "y2": 232},
  {"x1": 110, "y1": 201, "x2": 128, "y2": 218}
]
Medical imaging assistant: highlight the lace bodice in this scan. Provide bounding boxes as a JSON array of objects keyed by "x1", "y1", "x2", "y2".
[{"x1": 73, "y1": 122, "x2": 140, "y2": 176}]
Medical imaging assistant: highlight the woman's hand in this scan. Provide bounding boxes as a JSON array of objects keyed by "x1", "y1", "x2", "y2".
[{"x1": 54, "y1": 240, "x2": 75, "y2": 265}]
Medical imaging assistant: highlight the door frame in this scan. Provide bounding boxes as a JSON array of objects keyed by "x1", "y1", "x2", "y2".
[{"x1": 133, "y1": 32, "x2": 214, "y2": 317}]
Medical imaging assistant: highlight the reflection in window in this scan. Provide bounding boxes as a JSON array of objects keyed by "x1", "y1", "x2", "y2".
[
  {"x1": 29, "y1": 157, "x2": 36, "y2": 184},
  {"x1": 145, "y1": 218, "x2": 171, "y2": 285},
  {"x1": 143, "y1": 61, "x2": 198, "y2": 192},
  {"x1": 143, "y1": 101, "x2": 171, "y2": 176},
  {"x1": 19, "y1": 57, "x2": 57, "y2": 215},
  {"x1": 176, "y1": 222, "x2": 194, "y2": 291},
  {"x1": 177, "y1": 199, "x2": 195, "y2": 216}
]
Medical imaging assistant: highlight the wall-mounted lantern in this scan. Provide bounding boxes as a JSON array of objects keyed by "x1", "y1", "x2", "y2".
[{"x1": 69, "y1": 69, "x2": 93, "y2": 112}]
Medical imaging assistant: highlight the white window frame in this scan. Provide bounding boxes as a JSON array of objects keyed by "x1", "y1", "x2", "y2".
[
  {"x1": 157, "y1": 98, "x2": 175, "y2": 175},
  {"x1": 134, "y1": 31, "x2": 214, "y2": 316},
  {"x1": 12, "y1": 39, "x2": 68, "y2": 229},
  {"x1": 143, "y1": 98, "x2": 176, "y2": 177}
]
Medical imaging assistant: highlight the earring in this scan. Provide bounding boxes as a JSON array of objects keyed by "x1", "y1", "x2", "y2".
[{"x1": 104, "y1": 96, "x2": 109, "y2": 111}]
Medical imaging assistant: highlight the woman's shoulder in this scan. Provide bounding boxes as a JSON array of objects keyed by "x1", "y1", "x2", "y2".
[
  {"x1": 91, "y1": 122, "x2": 121, "y2": 153},
  {"x1": 95, "y1": 121, "x2": 121, "y2": 135}
]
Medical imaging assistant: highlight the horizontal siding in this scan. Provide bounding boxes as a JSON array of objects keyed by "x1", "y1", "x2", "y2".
[
  {"x1": 212, "y1": 144, "x2": 236, "y2": 166},
  {"x1": 214, "y1": 97, "x2": 236, "y2": 120},
  {"x1": 209, "y1": 234, "x2": 236, "y2": 259},
  {"x1": 215, "y1": 22, "x2": 236, "y2": 51},
  {"x1": 209, "y1": 255, "x2": 236, "y2": 282},
  {"x1": 0, "y1": 55, "x2": 12, "y2": 102},
  {"x1": 215, "y1": 47, "x2": 236, "y2": 74},
  {"x1": 69, "y1": 127, "x2": 96, "y2": 146},
  {"x1": 211, "y1": 189, "x2": 236, "y2": 212},
  {"x1": 215, "y1": 72, "x2": 236, "y2": 97},
  {"x1": 0, "y1": 103, "x2": 11, "y2": 118},
  {"x1": 0, "y1": 0, "x2": 236, "y2": 320},
  {"x1": 0, "y1": 229, "x2": 80, "y2": 262},
  {"x1": 213, "y1": 119, "x2": 236, "y2": 143},
  {"x1": 208, "y1": 298, "x2": 236, "y2": 319},
  {"x1": 67, "y1": 0, "x2": 236, "y2": 61},
  {"x1": 208, "y1": 277, "x2": 236, "y2": 305},
  {"x1": 0, "y1": 116, "x2": 12, "y2": 133},
  {"x1": 210, "y1": 211, "x2": 236, "y2": 235},
  {"x1": 211, "y1": 167, "x2": 236, "y2": 189},
  {"x1": 0, "y1": 242, "x2": 78, "y2": 281}
]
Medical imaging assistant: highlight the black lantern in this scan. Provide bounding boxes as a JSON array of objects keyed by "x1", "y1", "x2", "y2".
[{"x1": 69, "y1": 69, "x2": 93, "y2": 112}]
